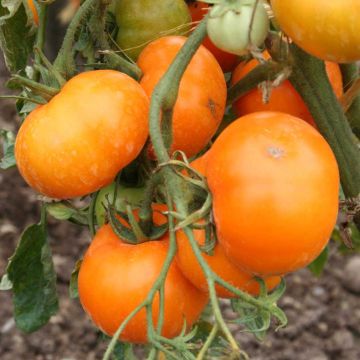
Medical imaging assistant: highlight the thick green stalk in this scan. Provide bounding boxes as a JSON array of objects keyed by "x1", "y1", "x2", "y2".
[
  {"x1": 33, "y1": 4, "x2": 47, "y2": 82},
  {"x1": 289, "y1": 44, "x2": 360, "y2": 199}
]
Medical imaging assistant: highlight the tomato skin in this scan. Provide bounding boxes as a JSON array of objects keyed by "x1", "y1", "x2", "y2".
[
  {"x1": 114, "y1": 0, "x2": 191, "y2": 61},
  {"x1": 188, "y1": 1, "x2": 238, "y2": 72},
  {"x1": 78, "y1": 224, "x2": 208, "y2": 343},
  {"x1": 15, "y1": 70, "x2": 149, "y2": 199},
  {"x1": 231, "y1": 54, "x2": 343, "y2": 127},
  {"x1": 138, "y1": 36, "x2": 227, "y2": 158},
  {"x1": 270, "y1": 0, "x2": 360, "y2": 63},
  {"x1": 28, "y1": 0, "x2": 38, "y2": 25},
  {"x1": 206, "y1": 112, "x2": 339, "y2": 276}
]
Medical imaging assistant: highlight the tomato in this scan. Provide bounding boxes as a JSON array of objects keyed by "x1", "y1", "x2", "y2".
[
  {"x1": 206, "y1": 112, "x2": 339, "y2": 276},
  {"x1": 15, "y1": 70, "x2": 149, "y2": 199},
  {"x1": 78, "y1": 224, "x2": 208, "y2": 343},
  {"x1": 176, "y1": 227, "x2": 281, "y2": 298},
  {"x1": 95, "y1": 182, "x2": 146, "y2": 226},
  {"x1": 188, "y1": 1, "x2": 238, "y2": 72},
  {"x1": 114, "y1": 0, "x2": 191, "y2": 61},
  {"x1": 270, "y1": 0, "x2": 360, "y2": 63},
  {"x1": 207, "y1": 0, "x2": 269, "y2": 56},
  {"x1": 177, "y1": 154, "x2": 280, "y2": 297},
  {"x1": 28, "y1": 0, "x2": 38, "y2": 25},
  {"x1": 231, "y1": 53, "x2": 343, "y2": 127},
  {"x1": 138, "y1": 36, "x2": 227, "y2": 158}
]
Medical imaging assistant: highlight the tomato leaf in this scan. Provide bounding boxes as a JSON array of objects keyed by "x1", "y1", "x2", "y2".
[
  {"x1": 308, "y1": 246, "x2": 329, "y2": 277},
  {"x1": 0, "y1": 129, "x2": 16, "y2": 169},
  {"x1": 0, "y1": 1, "x2": 36, "y2": 72},
  {"x1": 7, "y1": 223, "x2": 59, "y2": 333}
]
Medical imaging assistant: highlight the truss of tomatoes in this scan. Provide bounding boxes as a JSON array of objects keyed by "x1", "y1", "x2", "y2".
[{"x1": 14, "y1": 0, "x2": 344, "y2": 344}]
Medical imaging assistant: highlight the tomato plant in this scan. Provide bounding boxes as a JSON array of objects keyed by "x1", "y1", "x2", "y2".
[
  {"x1": 1, "y1": 0, "x2": 359, "y2": 358},
  {"x1": 207, "y1": 0, "x2": 269, "y2": 55},
  {"x1": 114, "y1": 0, "x2": 191, "y2": 60},
  {"x1": 78, "y1": 222, "x2": 208, "y2": 343},
  {"x1": 138, "y1": 36, "x2": 227, "y2": 158},
  {"x1": 188, "y1": 1, "x2": 238, "y2": 72},
  {"x1": 206, "y1": 111, "x2": 340, "y2": 276},
  {"x1": 15, "y1": 70, "x2": 149, "y2": 199},
  {"x1": 232, "y1": 53, "x2": 343, "y2": 127},
  {"x1": 27, "y1": 0, "x2": 38, "y2": 24},
  {"x1": 271, "y1": 0, "x2": 360, "y2": 63}
]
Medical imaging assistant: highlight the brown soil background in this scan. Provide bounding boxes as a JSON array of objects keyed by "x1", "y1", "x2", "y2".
[{"x1": 1, "y1": 4, "x2": 360, "y2": 358}]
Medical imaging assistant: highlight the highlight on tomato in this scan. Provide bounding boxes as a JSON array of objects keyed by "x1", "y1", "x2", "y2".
[
  {"x1": 206, "y1": 111, "x2": 340, "y2": 276},
  {"x1": 137, "y1": 36, "x2": 227, "y2": 158},
  {"x1": 271, "y1": 0, "x2": 360, "y2": 63},
  {"x1": 231, "y1": 52, "x2": 343, "y2": 127},
  {"x1": 15, "y1": 70, "x2": 149, "y2": 199},
  {"x1": 207, "y1": 0, "x2": 269, "y2": 56},
  {"x1": 114, "y1": 0, "x2": 192, "y2": 61},
  {"x1": 188, "y1": 1, "x2": 238, "y2": 72},
  {"x1": 78, "y1": 223, "x2": 208, "y2": 343}
]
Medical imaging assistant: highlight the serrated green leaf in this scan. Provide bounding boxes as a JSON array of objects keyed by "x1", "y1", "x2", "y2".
[
  {"x1": 0, "y1": 273, "x2": 12, "y2": 290},
  {"x1": 69, "y1": 259, "x2": 82, "y2": 299},
  {"x1": 7, "y1": 223, "x2": 59, "y2": 333},
  {"x1": 0, "y1": 2, "x2": 36, "y2": 72},
  {"x1": 308, "y1": 246, "x2": 329, "y2": 276},
  {"x1": 0, "y1": 129, "x2": 16, "y2": 169}
]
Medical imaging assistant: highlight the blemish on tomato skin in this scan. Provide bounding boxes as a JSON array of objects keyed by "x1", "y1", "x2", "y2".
[
  {"x1": 208, "y1": 98, "x2": 217, "y2": 119},
  {"x1": 267, "y1": 146, "x2": 285, "y2": 159}
]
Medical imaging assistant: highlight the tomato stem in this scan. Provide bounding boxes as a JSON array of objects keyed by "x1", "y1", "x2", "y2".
[
  {"x1": 340, "y1": 63, "x2": 360, "y2": 138},
  {"x1": 289, "y1": 44, "x2": 360, "y2": 199},
  {"x1": 33, "y1": 3, "x2": 47, "y2": 82},
  {"x1": 227, "y1": 60, "x2": 287, "y2": 106}
]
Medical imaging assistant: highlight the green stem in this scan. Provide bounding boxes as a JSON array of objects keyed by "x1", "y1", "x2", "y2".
[
  {"x1": 0, "y1": 95, "x2": 45, "y2": 104},
  {"x1": 196, "y1": 323, "x2": 218, "y2": 360},
  {"x1": 33, "y1": 4, "x2": 47, "y2": 82},
  {"x1": 289, "y1": 44, "x2": 360, "y2": 199},
  {"x1": 11, "y1": 75, "x2": 59, "y2": 99},
  {"x1": 227, "y1": 60, "x2": 287, "y2": 106},
  {"x1": 54, "y1": 0, "x2": 98, "y2": 78}
]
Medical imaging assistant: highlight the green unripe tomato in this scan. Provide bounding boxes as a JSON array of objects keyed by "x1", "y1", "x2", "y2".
[
  {"x1": 95, "y1": 182, "x2": 145, "y2": 226},
  {"x1": 114, "y1": 0, "x2": 192, "y2": 60},
  {"x1": 207, "y1": 0, "x2": 269, "y2": 56}
]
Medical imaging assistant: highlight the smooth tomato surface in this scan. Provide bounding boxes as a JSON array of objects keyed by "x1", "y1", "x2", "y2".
[
  {"x1": 271, "y1": 0, "x2": 360, "y2": 63},
  {"x1": 176, "y1": 227, "x2": 281, "y2": 298},
  {"x1": 188, "y1": 1, "x2": 238, "y2": 72},
  {"x1": 78, "y1": 224, "x2": 208, "y2": 343},
  {"x1": 115, "y1": 0, "x2": 191, "y2": 60},
  {"x1": 138, "y1": 36, "x2": 226, "y2": 158},
  {"x1": 15, "y1": 70, "x2": 149, "y2": 199},
  {"x1": 207, "y1": 112, "x2": 339, "y2": 276},
  {"x1": 231, "y1": 53, "x2": 343, "y2": 127}
]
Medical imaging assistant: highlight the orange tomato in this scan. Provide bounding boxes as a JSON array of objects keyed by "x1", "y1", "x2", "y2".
[
  {"x1": 231, "y1": 53, "x2": 343, "y2": 127},
  {"x1": 188, "y1": 1, "x2": 238, "y2": 72},
  {"x1": 177, "y1": 154, "x2": 280, "y2": 298},
  {"x1": 271, "y1": 0, "x2": 360, "y2": 63},
  {"x1": 28, "y1": 0, "x2": 38, "y2": 25},
  {"x1": 78, "y1": 224, "x2": 208, "y2": 343},
  {"x1": 138, "y1": 36, "x2": 227, "y2": 158},
  {"x1": 206, "y1": 111, "x2": 339, "y2": 276},
  {"x1": 176, "y1": 227, "x2": 281, "y2": 298},
  {"x1": 15, "y1": 70, "x2": 149, "y2": 199}
]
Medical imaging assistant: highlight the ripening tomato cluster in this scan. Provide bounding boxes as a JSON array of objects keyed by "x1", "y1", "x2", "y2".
[{"x1": 16, "y1": 0, "x2": 343, "y2": 344}]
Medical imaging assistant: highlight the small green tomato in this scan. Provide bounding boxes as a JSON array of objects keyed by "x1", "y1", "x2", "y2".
[{"x1": 207, "y1": 0, "x2": 269, "y2": 56}]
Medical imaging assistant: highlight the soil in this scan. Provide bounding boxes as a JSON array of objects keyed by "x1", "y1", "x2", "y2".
[{"x1": 1, "y1": 32, "x2": 360, "y2": 360}]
